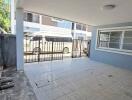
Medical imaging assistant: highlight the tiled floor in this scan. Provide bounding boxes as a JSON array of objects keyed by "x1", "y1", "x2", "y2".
[{"x1": 24, "y1": 57, "x2": 132, "y2": 100}]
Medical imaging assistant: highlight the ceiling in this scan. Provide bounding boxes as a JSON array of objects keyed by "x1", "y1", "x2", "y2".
[{"x1": 16, "y1": 0, "x2": 132, "y2": 26}]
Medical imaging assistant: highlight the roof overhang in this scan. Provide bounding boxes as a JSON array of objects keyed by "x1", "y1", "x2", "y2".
[{"x1": 16, "y1": 0, "x2": 132, "y2": 26}]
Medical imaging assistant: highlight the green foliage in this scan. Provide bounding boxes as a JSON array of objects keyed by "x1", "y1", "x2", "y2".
[{"x1": 0, "y1": 0, "x2": 10, "y2": 32}]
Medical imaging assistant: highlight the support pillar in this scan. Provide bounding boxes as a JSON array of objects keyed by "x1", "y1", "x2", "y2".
[{"x1": 16, "y1": 8, "x2": 24, "y2": 70}]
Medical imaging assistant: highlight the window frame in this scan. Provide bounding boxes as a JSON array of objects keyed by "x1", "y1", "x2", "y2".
[{"x1": 95, "y1": 26, "x2": 132, "y2": 56}]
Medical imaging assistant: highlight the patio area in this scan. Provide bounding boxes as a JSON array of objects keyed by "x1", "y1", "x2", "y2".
[{"x1": 24, "y1": 57, "x2": 132, "y2": 100}]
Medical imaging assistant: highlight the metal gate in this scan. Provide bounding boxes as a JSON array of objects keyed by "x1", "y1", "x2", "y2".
[
  {"x1": 24, "y1": 36, "x2": 90, "y2": 63},
  {"x1": 24, "y1": 35, "x2": 72, "y2": 63},
  {"x1": 72, "y1": 39, "x2": 90, "y2": 58}
]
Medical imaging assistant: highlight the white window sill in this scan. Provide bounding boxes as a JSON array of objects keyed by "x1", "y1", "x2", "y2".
[{"x1": 95, "y1": 47, "x2": 132, "y2": 56}]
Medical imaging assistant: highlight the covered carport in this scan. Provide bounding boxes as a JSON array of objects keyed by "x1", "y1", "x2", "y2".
[
  {"x1": 13, "y1": 0, "x2": 132, "y2": 100},
  {"x1": 15, "y1": 0, "x2": 132, "y2": 70},
  {"x1": 15, "y1": 0, "x2": 94, "y2": 70}
]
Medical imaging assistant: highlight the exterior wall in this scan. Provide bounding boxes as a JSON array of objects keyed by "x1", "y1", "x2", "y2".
[
  {"x1": 42, "y1": 16, "x2": 57, "y2": 26},
  {"x1": 90, "y1": 22, "x2": 132, "y2": 69},
  {"x1": 0, "y1": 34, "x2": 16, "y2": 68}
]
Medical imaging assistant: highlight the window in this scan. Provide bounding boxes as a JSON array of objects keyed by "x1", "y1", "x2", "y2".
[
  {"x1": 123, "y1": 31, "x2": 132, "y2": 50},
  {"x1": 33, "y1": 14, "x2": 40, "y2": 23},
  {"x1": 109, "y1": 31, "x2": 122, "y2": 49},
  {"x1": 76, "y1": 23, "x2": 86, "y2": 31},
  {"x1": 24, "y1": 12, "x2": 40, "y2": 23},
  {"x1": 97, "y1": 28, "x2": 132, "y2": 54},
  {"x1": 27, "y1": 13, "x2": 33, "y2": 22},
  {"x1": 76, "y1": 24, "x2": 82, "y2": 30},
  {"x1": 82, "y1": 25, "x2": 86, "y2": 31},
  {"x1": 98, "y1": 32, "x2": 110, "y2": 48},
  {"x1": 42, "y1": 15, "x2": 72, "y2": 29},
  {"x1": 42, "y1": 16, "x2": 58, "y2": 26}
]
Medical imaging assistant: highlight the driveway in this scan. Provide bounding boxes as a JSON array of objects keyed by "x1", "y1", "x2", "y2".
[{"x1": 24, "y1": 57, "x2": 132, "y2": 100}]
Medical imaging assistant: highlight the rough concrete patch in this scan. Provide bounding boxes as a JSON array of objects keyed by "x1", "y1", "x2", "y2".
[
  {"x1": 98, "y1": 84, "x2": 103, "y2": 86},
  {"x1": 1, "y1": 68, "x2": 37, "y2": 100},
  {"x1": 124, "y1": 91, "x2": 132, "y2": 98},
  {"x1": 108, "y1": 75, "x2": 113, "y2": 77}
]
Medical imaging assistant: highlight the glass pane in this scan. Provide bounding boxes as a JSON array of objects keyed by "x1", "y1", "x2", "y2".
[
  {"x1": 109, "y1": 43, "x2": 120, "y2": 48},
  {"x1": 123, "y1": 44, "x2": 132, "y2": 50},
  {"x1": 100, "y1": 32, "x2": 109, "y2": 41},
  {"x1": 109, "y1": 31, "x2": 122, "y2": 49},
  {"x1": 123, "y1": 31, "x2": 132, "y2": 43},
  {"x1": 124, "y1": 31, "x2": 132, "y2": 37},
  {"x1": 98, "y1": 32, "x2": 110, "y2": 48},
  {"x1": 99, "y1": 41, "x2": 109, "y2": 47},
  {"x1": 24, "y1": 12, "x2": 27, "y2": 21},
  {"x1": 82, "y1": 25, "x2": 86, "y2": 31},
  {"x1": 57, "y1": 20, "x2": 72, "y2": 29},
  {"x1": 76, "y1": 23, "x2": 82, "y2": 30},
  {"x1": 33, "y1": 14, "x2": 40, "y2": 23},
  {"x1": 110, "y1": 31, "x2": 121, "y2": 42},
  {"x1": 123, "y1": 31, "x2": 132, "y2": 50},
  {"x1": 124, "y1": 38, "x2": 132, "y2": 43},
  {"x1": 27, "y1": 13, "x2": 33, "y2": 22}
]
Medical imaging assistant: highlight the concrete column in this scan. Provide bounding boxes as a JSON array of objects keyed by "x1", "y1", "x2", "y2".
[
  {"x1": 11, "y1": 0, "x2": 15, "y2": 34},
  {"x1": 16, "y1": 8, "x2": 24, "y2": 71}
]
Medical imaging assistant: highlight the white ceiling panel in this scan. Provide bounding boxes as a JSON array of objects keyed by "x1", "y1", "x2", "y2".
[{"x1": 16, "y1": 0, "x2": 132, "y2": 25}]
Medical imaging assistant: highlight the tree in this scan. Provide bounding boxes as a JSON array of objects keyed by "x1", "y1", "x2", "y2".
[{"x1": 0, "y1": 0, "x2": 10, "y2": 32}]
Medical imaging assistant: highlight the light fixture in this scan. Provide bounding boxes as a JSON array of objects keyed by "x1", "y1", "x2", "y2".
[{"x1": 103, "y1": 4, "x2": 116, "y2": 10}]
